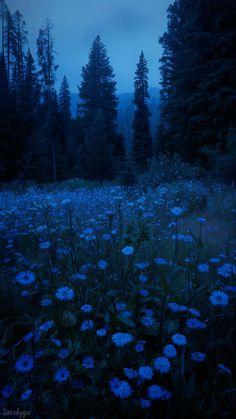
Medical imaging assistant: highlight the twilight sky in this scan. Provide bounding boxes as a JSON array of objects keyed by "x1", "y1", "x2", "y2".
[{"x1": 7, "y1": 0, "x2": 172, "y2": 93}]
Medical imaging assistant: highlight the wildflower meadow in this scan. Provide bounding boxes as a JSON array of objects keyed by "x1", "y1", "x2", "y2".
[{"x1": 0, "y1": 180, "x2": 235, "y2": 418}]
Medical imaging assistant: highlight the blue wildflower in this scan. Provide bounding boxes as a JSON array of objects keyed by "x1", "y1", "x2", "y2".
[
  {"x1": 81, "y1": 304, "x2": 93, "y2": 313},
  {"x1": 81, "y1": 320, "x2": 94, "y2": 332},
  {"x1": 54, "y1": 367, "x2": 70, "y2": 383},
  {"x1": 82, "y1": 356, "x2": 94, "y2": 369},
  {"x1": 135, "y1": 341, "x2": 145, "y2": 352},
  {"x1": 123, "y1": 368, "x2": 138, "y2": 380},
  {"x1": 110, "y1": 378, "x2": 132, "y2": 399},
  {"x1": 198, "y1": 264, "x2": 209, "y2": 273},
  {"x1": 55, "y1": 286, "x2": 74, "y2": 301},
  {"x1": 140, "y1": 399, "x2": 152, "y2": 408},
  {"x1": 51, "y1": 338, "x2": 62, "y2": 347},
  {"x1": 138, "y1": 366, "x2": 153, "y2": 381},
  {"x1": 154, "y1": 357, "x2": 171, "y2": 374},
  {"x1": 218, "y1": 363, "x2": 231, "y2": 375},
  {"x1": 163, "y1": 344, "x2": 177, "y2": 359},
  {"x1": 191, "y1": 352, "x2": 206, "y2": 362},
  {"x1": 15, "y1": 354, "x2": 34, "y2": 373},
  {"x1": 122, "y1": 246, "x2": 134, "y2": 256},
  {"x1": 160, "y1": 389, "x2": 172, "y2": 400},
  {"x1": 16, "y1": 271, "x2": 36, "y2": 285},
  {"x1": 1, "y1": 384, "x2": 14, "y2": 399},
  {"x1": 172, "y1": 334, "x2": 187, "y2": 346},
  {"x1": 96, "y1": 328, "x2": 107, "y2": 337},
  {"x1": 21, "y1": 389, "x2": 32, "y2": 401},
  {"x1": 58, "y1": 348, "x2": 69, "y2": 359},
  {"x1": 209, "y1": 291, "x2": 229, "y2": 307},
  {"x1": 186, "y1": 319, "x2": 206, "y2": 330},
  {"x1": 98, "y1": 260, "x2": 108, "y2": 270},
  {"x1": 147, "y1": 384, "x2": 162, "y2": 400},
  {"x1": 112, "y1": 332, "x2": 133, "y2": 347}
]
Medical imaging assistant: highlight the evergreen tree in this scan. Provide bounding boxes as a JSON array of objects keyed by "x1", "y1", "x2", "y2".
[
  {"x1": 79, "y1": 35, "x2": 124, "y2": 174},
  {"x1": 59, "y1": 75, "x2": 71, "y2": 122},
  {"x1": 132, "y1": 51, "x2": 152, "y2": 172},
  {"x1": 82, "y1": 110, "x2": 114, "y2": 182},
  {"x1": 158, "y1": 0, "x2": 236, "y2": 163},
  {"x1": 36, "y1": 20, "x2": 59, "y2": 181},
  {"x1": 11, "y1": 10, "x2": 28, "y2": 84},
  {"x1": 0, "y1": 53, "x2": 21, "y2": 179},
  {"x1": 37, "y1": 20, "x2": 58, "y2": 106}
]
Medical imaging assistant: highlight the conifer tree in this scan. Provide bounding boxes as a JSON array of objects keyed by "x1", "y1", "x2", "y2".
[
  {"x1": 59, "y1": 75, "x2": 71, "y2": 123},
  {"x1": 82, "y1": 110, "x2": 114, "y2": 182},
  {"x1": 132, "y1": 51, "x2": 152, "y2": 172},
  {"x1": 79, "y1": 35, "x2": 124, "y2": 176}
]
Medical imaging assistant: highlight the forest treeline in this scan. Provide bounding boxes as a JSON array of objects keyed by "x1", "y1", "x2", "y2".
[{"x1": 0, "y1": 0, "x2": 236, "y2": 183}]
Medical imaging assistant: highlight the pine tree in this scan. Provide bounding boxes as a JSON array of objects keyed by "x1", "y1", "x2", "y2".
[
  {"x1": 132, "y1": 51, "x2": 152, "y2": 172},
  {"x1": 79, "y1": 35, "x2": 124, "y2": 174},
  {"x1": 0, "y1": 53, "x2": 20, "y2": 179},
  {"x1": 36, "y1": 20, "x2": 59, "y2": 181},
  {"x1": 59, "y1": 75, "x2": 71, "y2": 122},
  {"x1": 158, "y1": 0, "x2": 236, "y2": 163},
  {"x1": 11, "y1": 10, "x2": 28, "y2": 82},
  {"x1": 82, "y1": 110, "x2": 114, "y2": 182},
  {"x1": 37, "y1": 20, "x2": 58, "y2": 106}
]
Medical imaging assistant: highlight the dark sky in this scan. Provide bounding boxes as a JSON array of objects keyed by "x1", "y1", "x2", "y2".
[{"x1": 7, "y1": 0, "x2": 172, "y2": 93}]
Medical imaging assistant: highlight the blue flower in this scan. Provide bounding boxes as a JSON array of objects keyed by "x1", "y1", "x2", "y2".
[
  {"x1": 138, "y1": 274, "x2": 148, "y2": 283},
  {"x1": 123, "y1": 368, "x2": 138, "y2": 380},
  {"x1": 171, "y1": 334, "x2": 187, "y2": 346},
  {"x1": 1, "y1": 384, "x2": 14, "y2": 399},
  {"x1": 140, "y1": 399, "x2": 152, "y2": 408},
  {"x1": 98, "y1": 260, "x2": 107, "y2": 270},
  {"x1": 81, "y1": 320, "x2": 94, "y2": 332},
  {"x1": 134, "y1": 261, "x2": 150, "y2": 270},
  {"x1": 58, "y1": 348, "x2": 70, "y2": 359},
  {"x1": 147, "y1": 384, "x2": 162, "y2": 400},
  {"x1": 141, "y1": 316, "x2": 154, "y2": 327},
  {"x1": 81, "y1": 304, "x2": 93, "y2": 313},
  {"x1": 163, "y1": 344, "x2": 177, "y2": 359},
  {"x1": 186, "y1": 319, "x2": 206, "y2": 330},
  {"x1": 110, "y1": 378, "x2": 132, "y2": 399},
  {"x1": 218, "y1": 363, "x2": 231, "y2": 375},
  {"x1": 122, "y1": 246, "x2": 134, "y2": 256},
  {"x1": 15, "y1": 354, "x2": 34, "y2": 373},
  {"x1": 116, "y1": 302, "x2": 126, "y2": 311},
  {"x1": 217, "y1": 263, "x2": 235, "y2": 278},
  {"x1": 168, "y1": 303, "x2": 181, "y2": 313},
  {"x1": 16, "y1": 271, "x2": 36, "y2": 285},
  {"x1": 96, "y1": 328, "x2": 107, "y2": 337},
  {"x1": 198, "y1": 264, "x2": 209, "y2": 273},
  {"x1": 51, "y1": 338, "x2": 62, "y2": 347},
  {"x1": 139, "y1": 289, "x2": 149, "y2": 297},
  {"x1": 41, "y1": 298, "x2": 52, "y2": 307},
  {"x1": 54, "y1": 367, "x2": 70, "y2": 383},
  {"x1": 138, "y1": 366, "x2": 153, "y2": 381},
  {"x1": 39, "y1": 320, "x2": 55, "y2": 332},
  {"x1": 160, "y1": 389, "x2": 172, "y2": 400},
  {"x1": 191, "y1": 352, "x2": 206, "y2": 362},
  {"x1": 135, "y1": 341, "x2": 145, "y2": 352},
  {"x1": 155, "y1": 257, "x2": 167, "y2": 265},
  {"x1": 55, "y1": 286, "x2": 74, "y2": 301},
  {"x1": 154, "y1": 357, "x2": 171, "y2": 374},
  {"x1": 189, "y1": 308, "x2": 201, "y2": 318},
  {"x1": 112, "y1": 332, "x2": 133, "y2": 347},
  {"x1": 170, "y1": 207, "x2": 185, "y2": 217},
  {"x1": 21, "y1": 389, "x2": 33, "y2": 401},
  {"x1": 209, "y1": 291, "x2": 229, "y2": 307},
  {"x1": 82, "y1": 356, "x2": 94, "y2": 369}
]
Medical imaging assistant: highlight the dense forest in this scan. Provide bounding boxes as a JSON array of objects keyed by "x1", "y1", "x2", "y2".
[{"x1": 0, "y1": 0, "x2": 236, "y2": 183}]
